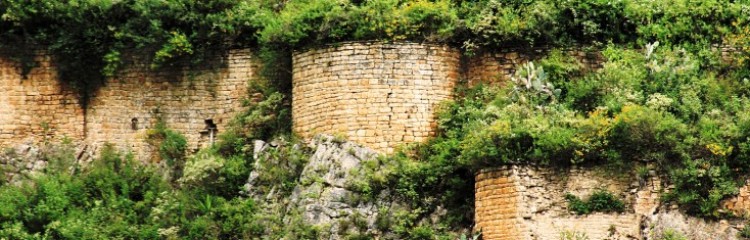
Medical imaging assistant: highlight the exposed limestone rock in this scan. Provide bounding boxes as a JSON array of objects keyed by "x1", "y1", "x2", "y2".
[
  {"x1": 245, "y1": 135, "x2": 409, "y2": 239},
  {"x1": 644, "y1": 210, "x2": 739, "y2": 240},
  {"x1": 722, "y1": 179, "x2": 750, "y2": 217},
  {"x1": 0, "y1": 142, "x2": 94, "y2": 183},
  {"x1": 0, "y1": 143, "x2": 45, "y2": 183},
  {"x1": 288, "y1": 135, "x2": 393, "y2": 239}
]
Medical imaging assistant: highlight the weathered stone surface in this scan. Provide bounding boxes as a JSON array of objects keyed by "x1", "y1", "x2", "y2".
[
  {"x1": 466, "y1": 47, "x2": 604, "y2": 86},
  {"x1": 0, "y1": 142, "x2": 94, "y2": 183},
  {"x1": 0, "y1": 49, "x2": 257, "y2": 162},
  {"x1": 292, "y1": 42, "x2": 461, "y2": 153},
  {"x1": 722, "y1": 179, "x2": 750, "y2": 217},
  {"x1": 0, "y1": 51, "x2": 84, "y2": 147},
  {"x1": 287, "y1": 135, "x2": 395, "y2": 239},
  {"x1": 245, "y1": 135, "x2": 411, "y2": 239},
  {"x1": 645, "y1": 210, "x2": 739, "y2": 240},
  {"x1": 86, "y1": 49, "x2": 257, "y2": 161},
  {"x1": 476, "y1": 166, "x2": 746, "y2": 240}
]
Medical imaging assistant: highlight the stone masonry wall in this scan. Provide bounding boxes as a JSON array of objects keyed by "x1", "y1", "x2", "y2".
[
  {"x1": 0, "y1": 52, "x2": 85, "y2": 147},
  {"x1": 475, "y1": 166, "x2": 644, "y2": 240},
  {"x1": 474, "y1": 170, "x2": 525, "y2": 240},
  {"x1": 476, "y1": 166, "x2": 744, "y2": 240},
  {"x1": 467, "y1": 46, "x2": 745, "y2": 86},
  {"x1": 292, "y1": 42, "x2": 460, "y2": 153},
  {"x1": 467, "y1": 48, "x2": 604, "y2": 86},
  {"x1": 85, "y1": 49, "x2": 257, "y2": 161}
]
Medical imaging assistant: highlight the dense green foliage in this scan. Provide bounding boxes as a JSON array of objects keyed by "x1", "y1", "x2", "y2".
[
  {"x1": 0, "y1": 129, "x2": 315, "y2": 239},
  {"x1": 217, "y1": 90, "x2": 291, "y2": 158},
  {"x1": 0, "y1": 0, "x2": 268, "y2": 102},
  {"x1": 565, "y1": 190, "x2": 626, "y2": 215},
  {"x1": 2, "y1": 0, "x2": 750, "y2": 238},
  {"x1": 144, "y1": 121, "x2": 188, "y2": 183},
  {"x1": 2, "y1": 0, "x2": 749, "y2": 101},
  {"x1": 367, "y1": 44, "x2": 750, "y2": 221},
  {"x1": 740, "y1": 224, "x2": 750, "y2": 239}
]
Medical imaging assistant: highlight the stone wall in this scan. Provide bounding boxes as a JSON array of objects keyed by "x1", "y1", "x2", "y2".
[
  {"x1": 722, "y1": 179, "x2": 750, "y2": 217},
  {"x1": 475, "y1": 166, "x2": 644, "y2": 240},
  {"x1": 466, "y1": 48, "x2": 604, "y2": 86},
  {"x1": 475, "y1": 166, "x2": 742, "y2": 240},
  {"x1": 474, "y1": 170, "x2": 525, "y2": 240},
  {"x1": 86, "y1": 49, "x2": 257, "y2": 160},
  {"x1": 0, "y1": 49, "x2": 256, "y2": 163},
  {"x1": 0, "y1": 52, "x2": 85, "y2": 147},
  {"x1": 292, "y1": 42, "x2": 460, "y2": 153}
]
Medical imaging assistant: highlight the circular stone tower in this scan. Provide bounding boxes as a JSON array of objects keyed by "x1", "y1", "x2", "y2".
[{"x1": 292, "y1": 41, "x2": 461, "y2": 153}]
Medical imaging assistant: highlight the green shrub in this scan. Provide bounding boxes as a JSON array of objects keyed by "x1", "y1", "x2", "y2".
[
  {"x1": 462, "y1": 0, "x2": 560, "y2": 46},
  {"x1": 259, "y1": 0, "x2": 459, "y2": 48},
  {"x1": 564, "y1": 190, "x2": 625, "y2": 215},
  {"x1": 588, "y1": 190, "x2": 626, "y2": 213},
  {"x1": 657, "y1": 229, "x2": 688, "y2": 240},
  {"x1": 146, "y1": 121, "x2": 188, "y2": 182},
  {"x1": 609, "y1": 105, "x2": 689, "y2": 163},
  {"x1": 409, "y1": 225, "x2": 434, "y2": 240},
  {"x1": 740, "y1": 224, "x2": 750, "y2": 239},
  {"x1": 217, "y1": 92, "x2": 289, "y2": 157},
  {"x1": 147, "y1": 122, "x2": 188, "y2": 167},
  {"x1": 559, "y1": 230, "x2": 590, "y2": 240},
  {"x1": 564, "y1": 193, "x2": 591, "y2": 215}
]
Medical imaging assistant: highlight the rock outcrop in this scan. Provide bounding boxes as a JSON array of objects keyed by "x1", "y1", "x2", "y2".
[
  {"x1": 245, "y1": 135, "x2": 410, "y2": 239},
  {"x1": 0, "y1": 141, "x2": 94, "y2": 183}
]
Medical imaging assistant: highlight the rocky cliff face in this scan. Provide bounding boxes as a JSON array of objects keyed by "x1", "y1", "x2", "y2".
[
  {"x1": 245, "y1": 135, "x2": 414, "y2": 239},
  {"x1": 286, "y1": 135, "x2": 399, "y2": 238},
  {"x1": 0, "y1": 141, "x2": 94, "y2": 183}
]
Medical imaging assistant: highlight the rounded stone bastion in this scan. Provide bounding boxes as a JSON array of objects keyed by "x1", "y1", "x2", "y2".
[{"x1": 292, "y1": 41, "x2": 461, "y2": 153}]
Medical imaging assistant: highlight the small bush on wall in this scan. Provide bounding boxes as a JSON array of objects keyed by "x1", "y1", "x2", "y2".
[
  {"x1": 564, "y1": 190, "x2": 626, "y2": 215},
  {"x1": 146, "y1": 121, "x2": 188, "y2": 181}
]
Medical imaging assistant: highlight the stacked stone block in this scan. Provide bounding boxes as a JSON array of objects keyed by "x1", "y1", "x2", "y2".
[
  {"x1": 292, "y1": 42, "x2": 460, "y2": 153},
  {"x1": 0, "y1": 52, "x2": 84, "y2": 147},
  {"x1": 467, "y1": 48, "x2": 604, "y2": 86},
  {"x1": 475, "y1": 166, "x2": 649, "y2": 240},
  {"x1": 474, "y1": 169, "x2": 525, "y2": 240},
  {"x1": 85, "y1": 49, "x2": 257, "y2": 161},
  {"x1": 475, "y1": 165, "x2": 750, "y2": 239}
]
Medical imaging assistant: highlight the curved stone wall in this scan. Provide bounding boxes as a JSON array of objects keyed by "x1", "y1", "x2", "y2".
[
  {"x1": 86, "y1": 49, "x2": 257, "y2": 160},
  {"x1": 0, "y1": 52, "x2": 84, "y2": 147},
  {"x1": 292, "y1": 42, "x2": 461, "y2": 153}
]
